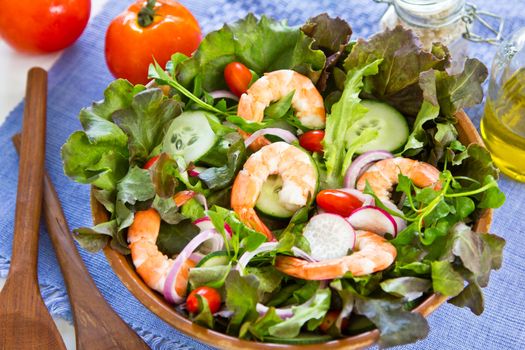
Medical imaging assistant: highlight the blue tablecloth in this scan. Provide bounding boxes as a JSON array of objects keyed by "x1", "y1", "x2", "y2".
[{"x1": 1, "y1": 1, "x2": 524, "y2": 349}]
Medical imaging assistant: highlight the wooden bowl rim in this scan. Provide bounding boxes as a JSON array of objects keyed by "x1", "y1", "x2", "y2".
[{"x1": 95, "y1": 110, "x2": 492, "y2": 350}]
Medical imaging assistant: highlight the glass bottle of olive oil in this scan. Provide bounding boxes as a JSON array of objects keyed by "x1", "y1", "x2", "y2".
[{"x1": 481, "y1": 29, "x2": 525, "y2": 182}]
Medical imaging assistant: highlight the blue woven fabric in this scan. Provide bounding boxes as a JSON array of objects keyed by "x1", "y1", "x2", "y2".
[{"x1": 0, "y1": 1, "x2": 524, "y2": 349}]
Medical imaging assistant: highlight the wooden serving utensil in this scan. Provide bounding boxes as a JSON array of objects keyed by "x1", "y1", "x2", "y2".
[
  {"x1": 0, "y1": 68, "x2": 66, "y2": 349},
  {"x1": 12, "y1": 133, "x2": 150, "y2": 350}
]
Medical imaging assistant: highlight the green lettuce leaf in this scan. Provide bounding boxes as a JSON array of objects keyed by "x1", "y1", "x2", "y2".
[
  {"x1": 189, "y1": 264, "x2": 232, "y2": 289},
  {"x1": 245, "y1": 266, "x2": 284, "y2": 294},
  {"x1": 192, "y1": 295, "x2": 215, "y2": 329},
  {"x1": 152, "y1": 195, "x2": 186, "y2": 224},
  {"x1": 72, "y1": 220, "x2": 116, "y2": 252},
  {"x1": 248, "y1": 307, "x2": 284, "y2": 341},
  {"x1": 178, "y1": 13, "x2": 326, "y2": 90},
  {"x1": 323, "y1": 59, "x2": 382, "y2": 187},
  {"x1": 113, "y1": 88, "x2": 183, "y2": 164},
  {"x1": 156, "y1": 220, "x2": 200, "y2": 257},
  {"x1": 431, "y1": 260, "x2": 464, "y2": 296},
  {"x1": 380, "y1": 277, "x2": 431, "y2": 301},
  {"x1": 268, "y1": 288, "x2": 331, "y2": 338}
]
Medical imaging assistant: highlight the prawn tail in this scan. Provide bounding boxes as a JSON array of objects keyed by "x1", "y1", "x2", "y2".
[
  {"x1": 238, "y1": 129, "x2": 271, "y2": 151},
  {"x1": 236, "y1": 207, "x2": 275, "y2": 241},
  {"x1": 173, "y1": 190, "x2": 195, "y2": 207}
]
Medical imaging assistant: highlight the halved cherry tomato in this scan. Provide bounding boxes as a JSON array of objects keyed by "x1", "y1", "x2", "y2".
[
  {"x1": 316, "y1": 189, "x2": 363, "y2": 217},
  {"x1": 143, "y1": 155, "x2": 160, "y2": 169},
  {"x1": 319, "y1": 311, "x2": 349, "y2": 333},
  {"x1": 299, "y1": 130, "x2": 325, "y2": 153},
  {"x1": 186, "y1": 286, "x2": 221, "y2": 314},
  {"x1": 224, "y1": 62, "x2": 252, "y2": 97},
  {"x1": 105, "y1": 0, "x2": 201, "y2": 84}
]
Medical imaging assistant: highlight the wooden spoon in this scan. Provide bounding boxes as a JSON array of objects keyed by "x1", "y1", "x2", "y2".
[
  {"x1": 0, "y1": 68, "x2": 66, "y2": 349},
  {"x1": 12, "y1": 134, "x2": 151, "y2": 349}
]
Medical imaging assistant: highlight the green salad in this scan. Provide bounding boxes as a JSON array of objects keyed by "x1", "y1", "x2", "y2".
[{"x1": 62, "y1": 13, "x2": 505, "y2": 347}]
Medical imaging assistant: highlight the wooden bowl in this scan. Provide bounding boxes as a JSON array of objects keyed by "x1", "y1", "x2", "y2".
[{"x1": 93, "y1": 110, "x2": 492, "y2": 349}]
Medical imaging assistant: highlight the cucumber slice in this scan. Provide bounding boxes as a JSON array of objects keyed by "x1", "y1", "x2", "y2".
[
  {"x1": 196, "y1": 251, "x2": 230, "y2": 268},
  {"x1": 162, "y1": 111, "x2": 218, "y2": 164},
  {"x1": 346, "y1": 99, "x2": 409, "y2": 154},
  {"x1": 255, "y1": 175, "x2": 296, "y2": 219}
]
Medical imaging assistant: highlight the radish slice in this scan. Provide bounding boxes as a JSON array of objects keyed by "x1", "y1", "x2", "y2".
[
  {"x1": 302, "y1": 214, "x2": 356, "y2": 261},
  {"x1": 347, "y1": 206, "x2": 397, "y2": 237},
  {"x1": 244, "y1": 128, "x2": 297, "y2": 147},
  {"x1": 209, "y1": 90, "x2": 239, "y2": 101},
  {"x1": 382, "y1": 201, "x2": 407, "y2": 233},
  {"x1": 344, "y1": 150, "x2": 393, "y2": 189},
  {"x1": 194, "y1": 217, "x2": 232, "y2": 237},
  {"x1": 163, "y1": 229, "x2": 223, "y2": 303},
  {"x1": 188, "y1": 166, "x2": 207, "y2": 177},
  {"x1": 338, "y1": 188, "x2": 375, "y2": 207}
]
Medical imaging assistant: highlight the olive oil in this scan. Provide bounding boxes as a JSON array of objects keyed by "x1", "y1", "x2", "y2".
[{"x1": 481, "y1": 89, "x2": 525, "y2": 182}]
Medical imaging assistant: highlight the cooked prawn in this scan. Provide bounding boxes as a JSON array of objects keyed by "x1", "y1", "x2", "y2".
[
  {"x1": 127, "y1": 208, "x2": 195, "y2": 299},
  {"x1": 231, "y1": 142, "x2": 317, "y2": 241},
  {"x1": 237, "y1": 69, "x2": 325, "y2": 149},
  {"x1": 356, "y1": 157, "x2": 440, "y2": 201},
  {"x1": 275, "y1": 230, "x2": 396, "y2": 280}
]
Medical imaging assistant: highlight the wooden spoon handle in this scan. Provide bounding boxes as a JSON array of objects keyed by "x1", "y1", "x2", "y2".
[
  {"x1": 13, "y1": 134, "x2": 150, "y2": 350},
  {"x1": 9, "y1": 67, "x2": 47, "y2": 279}
]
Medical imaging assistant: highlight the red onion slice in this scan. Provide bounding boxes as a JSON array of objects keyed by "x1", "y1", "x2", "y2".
[
  {"x1": 208, "y1": 90, "x2": 239, "y2": 101},
  {"x1": 344, "y1": 150, "x2": 394, "y2": 189},
  {"x1": 194, "y1": 217, "x2": 232, "y2": 237},
  {"x1": 163, "y1": 229, "x2": 223, "y2": 303},
  {"x1": 237, "y1": 242, "x2": 278, "y2": 275},
  {"x1": 244, "y1": 128, "x2": 297, "y2": 148}
]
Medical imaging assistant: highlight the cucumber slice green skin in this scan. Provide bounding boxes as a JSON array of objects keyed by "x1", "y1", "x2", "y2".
[
  {"x1": 346, "y1": 99, "x2": 409, "y2": 154},
  {"x1": 255, "y1": 175, "x2": 297, "y2": 219},
  {"x1": 162, "y1": 111, "x2": 218, "y2": 164},
  {"x1": 255, "y1": 148, "x2": 319, "y2": 219},
  {"x1": 196, "y1": 251, "x2": 230, "y2": 268}
]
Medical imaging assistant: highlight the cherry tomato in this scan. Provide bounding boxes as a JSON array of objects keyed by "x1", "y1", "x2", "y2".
[
  {"x1": 224, "y1": 62, "x2": 252, "y2": 97},
  {"x1": 105, "y1": 0, "x2": 201, "y2": 84},
  {"x1": 0, "y1": 0, "x2": 90, "y2": 53},
  {"x1": 319, "y1": 311, "x2": 349, "y2": 333},
  {"x1": 316, "y1": 189, "x2": 363, "y2": 217},
  {"x1": 299, "y1": 130, "x2": 325, "y2": 153},
  {"x1": 143, "y1": 155, "x2": 160, "y2": 169},
  {"x1": 186, "y1": 286, "x2": 221, "y2": 314}
]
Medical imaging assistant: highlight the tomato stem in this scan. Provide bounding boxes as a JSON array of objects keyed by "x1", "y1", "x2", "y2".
[{"x1": 138, "y1": 0, "x2": 157, "y2": 27}]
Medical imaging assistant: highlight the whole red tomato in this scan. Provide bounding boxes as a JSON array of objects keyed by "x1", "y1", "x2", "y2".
[
  {"x1": 186, "y1": 286, "x2": 221, "y2": 314},
  {"x1": 105, "y1": 0, "x2": 201, "y2": 85},
  {"x1": 0, "y1": 0, "x2": 90, "y2": 53}
]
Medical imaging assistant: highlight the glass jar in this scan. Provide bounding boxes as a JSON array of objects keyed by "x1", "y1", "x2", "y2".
[
  {"x1": 375, "y1": 0, "x2": 504, "y2": 72},
  {"x1": 481, "y1": 28, "x2": 525, "y2": 182}
]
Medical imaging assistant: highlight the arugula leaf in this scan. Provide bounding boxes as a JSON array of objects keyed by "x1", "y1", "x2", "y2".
[
  {"x1": 268, "y1": 288, "x2": 331, "y2": 338},
  {"x1": 323, "y1": 59, "x2": 382, "y2": 187},
  {"x1": 225, "y1": 270, "x2": 260, "y2": 335},
  {"x1": 178, "y1": 14, "x2": 326, "y2": 90},
  {"x1": 113, "y1": 88, "x2": 183, "y2": 164}
]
